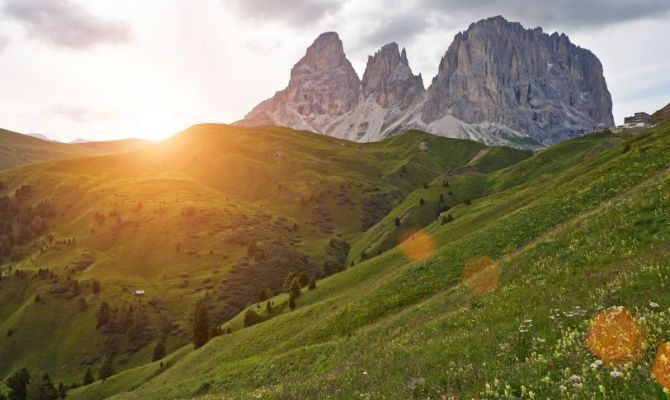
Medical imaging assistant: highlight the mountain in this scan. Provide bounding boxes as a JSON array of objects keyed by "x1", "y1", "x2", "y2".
[
  {"x1": 237, "y1": 16, "x2": 614, "y2": 147},
  {"x1": 653, "y1": 102, "x2": 670, "y2": 124},
  {"x1": 0, "y1": 124, "x2": 529, "y2": 389},
  {"x1": 0, "y1": 128, "x2": 149, "y2": 170},
  {"x1": 27, "y1": 133, "x2": 57, "y2": 142},
  {"x1": 63, "y1": 123, "x2": 670, "y2": 400}
]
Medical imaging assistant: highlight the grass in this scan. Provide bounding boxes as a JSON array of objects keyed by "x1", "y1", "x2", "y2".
[
  {"x1": 0, "y1": 127, "x2": 148, "y2": 170},
  {"x1": 0, "y1": 124, "x2": 493, "y2": 391},
  {"x1": 3, "y1": 122, "x2": 670, "y2": 399},
  {"x1": 50, "y1": 123, "x2": 667, "y2": 399}
]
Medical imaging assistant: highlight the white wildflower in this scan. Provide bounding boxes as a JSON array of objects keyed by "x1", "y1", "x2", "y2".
[
  {"x1": 559, "y1": 384, "x2": 567, "y2": 392},
  {"x1": 610, "y1": 370, "x2": 623, "y2": 378},
  {"x1": 650, "y1": 302, "x2": 660, "y2": 308}
]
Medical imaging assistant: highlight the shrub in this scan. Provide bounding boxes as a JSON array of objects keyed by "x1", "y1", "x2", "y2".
[
  {"x1": 244, "y1": 309, "x2": 263, "y2": 327},
  {"x1": 308, "y1": 276, "x2": 316, "y2": 290},
  {"x1": 152, "y1": 340, "x2": 166, "y2": 361},
  {"x1": 99, "y1": 358, "x2": 114, "y2": 381}
]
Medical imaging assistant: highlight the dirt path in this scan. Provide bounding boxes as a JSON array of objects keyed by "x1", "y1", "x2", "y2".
[{"x1": 466, "y1": 148, "x2": 491, "y2": 166}]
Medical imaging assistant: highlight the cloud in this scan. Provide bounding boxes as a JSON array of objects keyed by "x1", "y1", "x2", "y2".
[
  {"x1": 44, "y1": 105, "x2": 115, "y2": 123},
  {"x1": 418, "y1": 0, "x2": 670, "y2": 31},
  {"x1": 2, "y1": 0, "x2": 131, "y2": 49},
  {"x1": 226, "y1": 0, "x2": 341, "y2": 25},
  {"x1": 0, "y1": 32, "x2": 9, "y2": 52}
]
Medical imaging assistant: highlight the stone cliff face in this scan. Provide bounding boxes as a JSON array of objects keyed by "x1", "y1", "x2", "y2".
[
  {"x1": 421, "y1": 16, "x2": 613, "y2": 144},
  {"x1": 361, "y1": 43, "x2": 424, "y2": 110},
  {"x1": 238, "y1": 16, "x2": 614, "y2": 147}
]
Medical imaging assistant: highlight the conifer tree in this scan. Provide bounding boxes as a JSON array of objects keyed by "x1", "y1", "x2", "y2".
[
  {"x1": 6, "y1": 368, "x2": 30, "y2": 400},
  {"x1": 152, "y1": 339, "x2": 166, "y2": 361},
  {"x1": 192, "y1": 300, "x2": 210, "y2": 349},
  {"x1": 99, "y1": 358, "x2": 114, "y2": 381},
  {"x1": 82, "y1": 368, "x2": 94, "y2": 386}
]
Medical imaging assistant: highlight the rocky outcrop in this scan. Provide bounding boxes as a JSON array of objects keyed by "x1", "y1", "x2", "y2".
[
  {"x1": 237, "y1": 16, "x2": 615, "y2": 147},
  {"x1": 421, "y1": 16, "x2": 613, "y2": 144},
  {"x1": 361, "y1": 43, "x2": 424, "y2": 110}
]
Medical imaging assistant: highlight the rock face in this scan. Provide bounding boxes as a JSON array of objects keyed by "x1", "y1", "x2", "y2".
[
  {"x1": 421, "y1": 16, "x2": 613, "y2": 144},
  {"x1": 237, "y1": 16, "x2": 614, "y2": 147},
  {"x1": 361, "y1": 43, "x2": 424, "y2": 110}
]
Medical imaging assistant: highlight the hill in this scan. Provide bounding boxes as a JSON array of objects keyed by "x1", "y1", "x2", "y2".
[
  {"x1": 0, "y1": 125, "x2": 525, "y2": 391},
  {"x1": 60, "y1": 122, "x2": 670, "y2": 399},
  {"x1": 653, "y1": 102, "x2": 670, "y2": 124},
  {"x1": 0, "y1": 128, "x2": 148, "y2": 170}
]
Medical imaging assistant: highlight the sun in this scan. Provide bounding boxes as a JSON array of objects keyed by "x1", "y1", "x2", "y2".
[{"x1": 136, "y1": 108, "x2": 179, "y2": 142}]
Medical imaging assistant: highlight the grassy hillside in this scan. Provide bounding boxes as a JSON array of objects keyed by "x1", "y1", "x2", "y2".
[
  {"x1": 60, "y1": 122, "x2": 670, "y2": 399},
  {"x1": 0, "y1": 125, "x2": 512, "y2": 391},
  {"x1": 0, "y1": 128, "x2": 148, "y2": 170}
]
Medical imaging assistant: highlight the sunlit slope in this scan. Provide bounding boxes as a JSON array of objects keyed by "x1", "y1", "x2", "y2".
[
  {"x1": 0, "y1": 128, "x2": 149, "y2": 170},
  {"x1": 0, "y1": 125, "x2": 494, "y2": 387},
  {"x1": 71, "y1": 124, "x2": 670, "y2": 399}
]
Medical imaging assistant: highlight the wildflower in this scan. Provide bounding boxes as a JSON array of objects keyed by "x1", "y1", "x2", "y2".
[
  {"x1": 610, "y1": 370, "x2": 623, "y2": 378},
  {"x1": 559, "y1": 384, "x2": 567, "y2": 392},
  {"x1": 569, "y1": 374, "x2": 581, "y2": 382},
  {"x1": 363, "y1": 371, "x2": 367, "y2": 375},
  {"x1": 650, "y1": 302, "x2": 660, "y2": 308}
]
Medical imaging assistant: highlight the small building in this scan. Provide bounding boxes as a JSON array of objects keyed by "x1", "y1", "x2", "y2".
[
  {"x1": 270, "y1": 151, "x2": 287, "y2": 160},
  {"x1": 133, "y1": 290, "x2": 145, "y2": 296},
  {"x1": 623, "y1": 112, "x2": 654, "y2": 129}
]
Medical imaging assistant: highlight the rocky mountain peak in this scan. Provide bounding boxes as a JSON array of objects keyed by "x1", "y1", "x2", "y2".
[
  {"x1": 422, "y1": 15, "x2": 613, "y2": 144},
  {"x1": 361, "y1": 42, "x2": 424, "y2": 109},
  {"x1": 238, "y1": 18, "x2": 614, "y2": 147}
]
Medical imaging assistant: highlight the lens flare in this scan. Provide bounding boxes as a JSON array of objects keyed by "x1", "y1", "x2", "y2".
[
  {"x1": 587, "y1": 307, "x2": 645, "y2": 366},
  {"x1": 462, "y1": 256, "x2": 500, "y2": 295},
  {"x1": 653, "y1": 342, "x2": 670, "y2": 393},
  {"x1": 399, "y1": 229, "x2": 435, "y2": 262}
]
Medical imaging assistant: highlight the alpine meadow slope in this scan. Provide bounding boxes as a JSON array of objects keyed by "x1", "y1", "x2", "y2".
[
  {"x1": 0, "y1": 124, "x2": 521, "y2": 392},
  {"x1": 0, "y1": 128, "x2": 149, "y2": 171},
  {"x1": 59, "y1": 122, "x2": 670, "y2": 399}
]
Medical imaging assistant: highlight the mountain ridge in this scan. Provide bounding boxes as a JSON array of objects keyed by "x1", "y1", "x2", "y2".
[{"x1": 237, "y1": 16, "x2": 614, "y2": 147}]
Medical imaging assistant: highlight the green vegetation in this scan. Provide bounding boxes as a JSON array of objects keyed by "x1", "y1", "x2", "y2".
[
  {"x1": 2, "y1": 121, "x2": 670, "y2": 399},
  {"x1": 0, "y1": 124, "x2": 494, "y2": 391},
  {"x1": 0, "y1": 128, "x2": 147, "y2": 171}
]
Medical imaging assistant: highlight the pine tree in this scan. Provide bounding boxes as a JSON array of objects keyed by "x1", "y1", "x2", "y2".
[
  {"x1": 394, "y1": 217, "x2": 401, "y2": 227},
  {"x1": 82, "y1": 367, "x2": 94, "y2": 386},
  {"x1": 91, "y1": 280, "x2": 101, "y2": 294},
  {"x1": 192, "y1": 300, "x2": 210, "y2": 349},
  {"x1": 289, "y1": 278, "x2": 301, "y2": 299},
  {"x1": 7, "y1": 368, "x2": 30, "y2": 400},
  {"x1": 288, "y1": 294, "x2": 296, "y2": 309},
  {"x1": 308, "y1": 276, "x2": 317, "y2": 291},
  {"x1": 152, "y1": 340, "x2": 166, "y2": 361},
  {"x1": 95, "y1": 302, "x2": 111, "y2": 330},
  {"x1": 57, "y1": 382, "x2": 66, "y2": 399},
  {"x1": 26, "y1": 374, "x2": 59, "y2": 400},
  {"x1": 99, "y1": 358, "x2": 114, "y2": 381}
]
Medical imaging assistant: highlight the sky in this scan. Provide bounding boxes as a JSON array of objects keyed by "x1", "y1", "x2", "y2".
[{"x1": 0, "y1": 0, "x2": 669, "y2": 142}]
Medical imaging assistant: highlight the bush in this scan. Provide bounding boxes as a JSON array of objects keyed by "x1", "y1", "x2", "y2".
[
  {"x1": 152, "y1": 340, "x2": 166, "y2": 361},
  {"x1": 308, "y1": 276, "x2": 316, "y2": 290},
  {"x1": 243, "y1": 309, "x2": 263, "y2": 327},
  {"x1": 99, "y1": 358, "x2": 114, "y2": 381}
]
